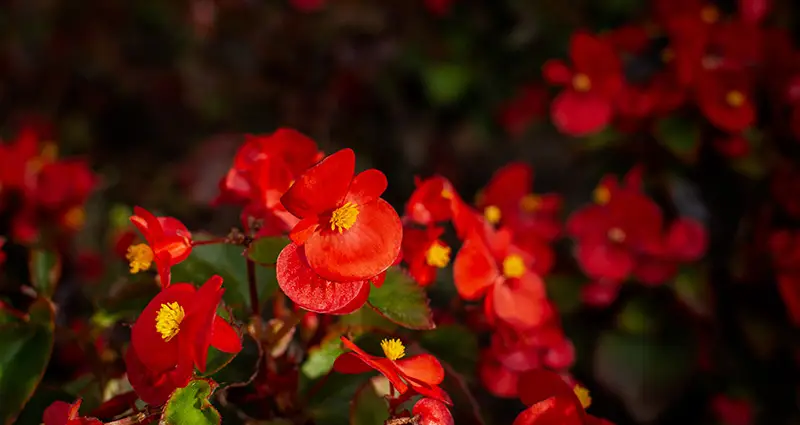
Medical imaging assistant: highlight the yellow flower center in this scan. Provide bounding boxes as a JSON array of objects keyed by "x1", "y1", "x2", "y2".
[
  {"x1": 440, "y1": 189, "x2": 454, "y2": 199},
  {"x1": 425, "y1": 241, "x2": 451, "y2": 268},
  {"x1": 380, "y1": 338, "x2": 405, "y2": 361},
  {"x1": 329, "y1": 202, "x2": 359, "y2": 233},
  {"x1": 726, "y1": 90, "x2": 745, "y2": 107},
  {"x1": 41, "y1": 142, "x2": 59, "y2": 161},
  {"x1": 155, "y1": 302, "x2": 185, "y2": 342},
  {"x1": 520, "y1": 194, "x2": 541, "y2": 213},
  {"x1": 126, "y1": 243, "x2": 154, "y2": 274},
  {"x1": 574, "y1": 384, "x2": 592, "y2": 409},
  {"x1": 572, "y1": 73, "x2": 592, "y2": 92},
  {"x1": 502, "y1": 255, "x2": 526, "y2": 278},
  {"x1": 593, "y1": 185, "x2": 611, "y2": 205},
  {"x1": 701, "y1": 5, "x2": 719, "y2": 24},
  {"x1": 484, "y1": 205, "x2": 502, "y2": 224},
  {"x1": 608, "y1": 227, "x2": 626, "y2": 243},
  {"x1": 64, "y1": 207, "x2": 86, "y2": 230}
]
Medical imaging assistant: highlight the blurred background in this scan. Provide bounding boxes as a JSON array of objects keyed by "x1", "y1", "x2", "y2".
[{"x1": 1, "y1": 1, "x2": 799, "y2": 425}]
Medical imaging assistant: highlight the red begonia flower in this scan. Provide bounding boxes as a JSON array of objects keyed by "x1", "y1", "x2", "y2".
[
  {"x1": 0, "y1": 126, "x2": 41, "y2": 192},
  {"x1": 402, "y1": 225, "x2": 451, "y2": 287},
  {"x1": 275, "y1": 242, "x2": 372, "y2": 314},
  {"x1": 280, "y1": 148, "x2": 402, "y2": 281},
  {"x1": 738, "y1": 0, "x2": 770, "y2": 25},
  {"x1": 405, "y1": 176, "x2": 457, "y2": 225},
  {"x1": 127, "y1": 206, "x2": 193, "y2": 288},
  {"x1": 124, "y1": 344, "x2": 192, "y2": 406},
  {"x1": 130, "y1": 275, "x2": 242, "y2": 376},
  {"x1": 333, "y1": 336, "x2": 452, "y2": 405},
  {"x1": 543, "y1": 32, "x2": 623, "y2": 136},
  {"x1": 710, "y1": 394, "x2": 755, "y2": 425},
  {"x1": 479, "y1": 348, "x2": 521, "y2": 398},
  {"x1": 499, "y1": 84, "x2": 549, "y2": 136},
  {"x1": 0, "y1": 237, "x2": 5, "y2": 267},
  {"x1": 413, "y1": 397, "x2": 455, "y2": 425},
  {"x1": 697, "y1": 68, "x2": 755, "y2": 133},
  {"x1": 514, "y1": 369, "x2": 611, "y2": 425},
  {"x1": 43, "y1": 399, "x2": 102, "y2": 425}
]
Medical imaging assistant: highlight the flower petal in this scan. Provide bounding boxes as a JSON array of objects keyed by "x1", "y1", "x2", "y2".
[
  {"x1": 304, "y1": 199, "x2": 402, "y2": 281},
  {"x1": 453, "y1": 234, "x2": 500, "y2": 300},
  {"x1": 551, "y1": 91, "x2": 612, "y2": 137},
  {"x1": 211, "y1": 315, "x2": 242, "y2": 354},
  {"x1": 276, "y1": 243, "x2": 371, "y2": 313},
  {"x1": 395, "y1": 354, "x2": 445, "y2": 385},
  {"x1": 336, "y1": 337, "x2": 409, "y2": 393},
  {"x1": 280, "y1": 148, "x2": 355, "y2": 218},
  {"x1": 289, "y1": 217, "x2": 320, "y2": 245},
  {"x1": 346, "y1": 169, "x2": 388, "y2": 206},
  {"x1": 492, "y1": 273, "x2": 548, "y2": 330}
]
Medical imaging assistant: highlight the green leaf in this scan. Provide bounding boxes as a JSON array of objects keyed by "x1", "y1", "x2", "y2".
[
  {"x1": 416, "y1": 325, "x2": 478, "y2": 379},
  {"x1": 13, "y1": 387, "x2": 73, "y2": 425},
  {"x1": 246, "y1": 236, "x2": 290, "y2": 265},
  {"x1": 202, "y1": 334, "x2": 259, "y2": 383},
  {"x1": 307, "y1": 372, "x2": 371, "y2": 425},
  {"x1": 0, "y1": 298, "x2": 55, "y2": 425},
  {"x1": 544, "y1": 274, "x2": 583, "y2": 315},
  {"x1": 367, "y1": 267, "x2": 434, "y2": 330},
  {"x1": 593, "y1": 329, "x2": 694, "y2": 422},
  {"x1": 170, "y1": 234, "x2": 277, "y2": 318},
  {"x1": 422, "y1": 63, "x2": 472, "y2": 106},
  {"x1": 350, "y1": 379, "x2": 390, "y2": 425},
  {"x1": 302, "y1": 333, "x2": 349, "y2": 380},
  {"x1": 340, "y1": 306, "x2": 398, "y2": 333},
  {"x1": 655, "y1": 116, "x2": 699, "y2": 162},
  {"x1": 160, "y1": 379, "x2": 221, "y2": 425},
  {"x1": 29, "y1": 250, "x2": 61, "y2": 298},
  {"x1": 671, "y1": 266, "x2": 712, "y2": 318}
]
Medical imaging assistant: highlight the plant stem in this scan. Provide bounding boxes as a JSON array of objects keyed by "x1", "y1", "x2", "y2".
[
  {"x1": 105, "y1": 412, "x2": 158, "y2": 425},
  {"x1": 191, "y1": 238, "x2": 228, "y2": 247},
  {"x1": 246, "y1": 258, "x2": 260, "y2": 317},
  {"x1": 269, "y1": 307, "x2": 307, "y2": 345}
]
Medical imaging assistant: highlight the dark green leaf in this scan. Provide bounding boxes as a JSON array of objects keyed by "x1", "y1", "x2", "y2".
[
  {"x1": 0, "y1": 298, "x2": 55, "y2": 425},
  {"x1": 340, "y1": 306, "x2": 398, "y2": 333},
  {"x1": 13, "y1": 387, "x2": 73, "y2": 425},
  {"x1": 655, "y1": 116, "x2": 699, "y2": 162},
  {"x1": 307, "y1": 373, "x2": 371, "y2": 425},
  {"x1": 350, "y1": 380, "x2": 390, "y2": 425},
  {"x1": 544, "y1": 274, "x2": 583, "y2": 315},
  {"x1": 202, "y1": 333, "x2": 259, "y2": 383},
  {"x1": 422, "y1": 63, "x2": 472, "y2": 106},
  {"x1": 416, "y1": 325, "x2": 478, "y2": 379},
  {"x1": 246, "y1": 237, "x2": 290, "y2": 265},
  {"x1": 29, "y1": 250, "x2": 61, "y2": 298},
  {"x1": 160, "y1": 379, "x2": 221, "y2": 425},
  {"x1": 367, "y1": 267, "x2": 434, "y2": 330}
]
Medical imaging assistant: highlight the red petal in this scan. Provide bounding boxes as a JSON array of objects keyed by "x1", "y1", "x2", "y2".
[
  {"x1": 542, "y1": 60, "x2": 572, "y2": 85},
  {"x1": 43, "y1": 401, "x2": 72, "y2": 425},
  {"x1": 395, "y1": 354, "x2": 445, "y2": 385},
  {"x1": 276, "y1": 243, "x2": 371, "y2": 313},
  {"x1": 665, "y1": 218, "x2": 707, "y2": 261},
  {"x1": 551, "y1": 91, "x2": 612, "y2": 137},
  {"x1": 280, "y1": 148, "x2": 355, "y2": 218},
  {"x1": 371, "y1": 271, "x2": 387, "y2": 289},
  {"x1": 332, "y1": 351, "x2": 378, "y2": 374},
  {"x1": 346, "y1": 169, "x2": 388, "y2": 205},
  {"x1": 478, "y1": 350, "x2": 519, "y2": 398},
  {"x1": 304, "y1": 199, "x2": 402, "y2": 281},
  {"x1": 517, "y1": 369, "x2": 578, "y2": 407},
  {"x1": 187, "y1": 276, "x2": 227, "y2": 372},
  {"x1": 130, "y1": 283, "x2": 196, "y2": 374},
  {"x1": 336, "y1": 337, "x2": 409, "y2": 393},
  {"x1": 211, "y1": 315, "x2": 242, "y2": 354},
  {"x1": 513, "y1": 397, "x2": 583, "y2": 425},
  {"x1": 289, "y1": 217, "x2": 320, "y2": 245},
  {"x1": 124, "y1": 345, "x2": 192, "y2": 406},
  {"x1": 492, "y1": 273, "x2": 547, "y2": 330},
  {"x1": 130, "y1": 206, "x2": 163, "y2": 241},
  {"x1": 453, "y1": 235, "x2": 500, "y2": 300},
  {"x1": 405, "y1": 176, "x2": 456, "y2": 225},
  {"x1": 327, "y1": 280, "x2": 372, "y2": 315},
  {"x1": 576, "y1": 239, "x2": 633, "y2": 281}
]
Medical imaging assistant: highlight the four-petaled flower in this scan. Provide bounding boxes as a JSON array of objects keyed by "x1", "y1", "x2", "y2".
[{"x1": 127, "y1": 206, "x2": 194, "y2": 288}]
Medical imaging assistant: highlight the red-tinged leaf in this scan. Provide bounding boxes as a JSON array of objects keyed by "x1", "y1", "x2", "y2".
[
  {"x1": 160, "y1": 379, "x2": 221, "y2": 425},
  {"x1": 367, "y1": 266, "x2": 435, "y2": 330},
  {"x1": 0, "y1": 298, "x2": 55, "y2": 425}
]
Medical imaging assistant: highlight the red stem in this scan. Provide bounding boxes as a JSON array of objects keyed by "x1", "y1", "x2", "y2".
[
  {"x1": 191, "y1": 238, "x2": 228, "y2": 247},
  {"x1": 246, "y1": 258, "x2": 260, "y2": 317}
]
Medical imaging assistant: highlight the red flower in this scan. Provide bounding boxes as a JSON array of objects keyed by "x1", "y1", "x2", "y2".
[
  {"x1": 413, "y1": 397, "x2": 455, "y2": 425},
  {"x1": 738, "y1": 0, "x2": 770, "y2": 25},
  {"x1": 476, "y1": 162, "x2": 562, "y2": 242},
  {"x1": 124, "y1": 344, "x2": 192, "y2": 406},
  {"x1": 127, "y1": 206, "x2": 193, "y2": 288},
  {"x1": 543, "y1": 32, "x2": 623, "y2": 136},
  {"x1": 0, "y1": 237, "x2": 5, "y2": 267},
  {"x1": 34, "y1": 160, "x2": 96, "y2": 212},
  {"x1": 697, "y1": 68, "x2": 755, "y2": 133},
  {"x1": 499, "y1": 84, "x2": 549, "y2": 136},
  {"x1": 453, "y1": 226, "x2": 548, "y2": 330},
  {"x1": 710, "y1": 394, "x2": 754, "y2": 425},
  {"x1": 405, "y1": 176, "x2": 457, "y2": 226},
  {"x1": 43, "y1": 399, "x2": 102, "y2": 425},
  {"x1": 514, "y1": 369, "x2": 612, "y2": 425},
  {"x1": 130, "y1": 275, "x2": 242, "y2": 377},
  {"x1": 424, "y1": 0, "x2": 454, "y2": 17},
  {"x1": 402, "y1": 225, "x2": 452, "y2": 287},
  {"x1": 279, "y1": 148, "x2": 402, "y2": 281},
  {"x1": 333, "y1": 336, "x2": 452, "y2": 405},
  {"x1": 0, "y1": 126, "x2": 43, "y2": 192}
]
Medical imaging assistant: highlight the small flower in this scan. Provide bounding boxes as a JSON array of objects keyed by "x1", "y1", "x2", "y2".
[
  {"x1": 128, "y1": 206, "x2": 193, "y2": 288},
  {"x1": 402, "y1": 225, "x2": 451, "y2": 286},
  {"x1": 43, "y1": 399, "x2": 102, "y2": 425},
  {"x1": 380, "y1": 338, "x2": 406, "y2": 361}
]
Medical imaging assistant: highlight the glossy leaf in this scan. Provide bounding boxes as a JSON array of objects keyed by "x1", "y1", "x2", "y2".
[
  {"x1": 0, "y1": 298, "x2": 55, "y2": 425},
  {"x1": 367, "y1": 266, "x2": 434, "y2": 330},
  {"x1": 29, "y1": 250, "x2": 61, "y2": 299},
  {"x1": 246, "y1": 236, "x2": 290, "y2": 265},
  {"x1": 350, "y1": 378, "x2": 390, "y2": 425},
  {"x1": 416, "y1": 324, "x2": 478, "y2": 379},
  {"x1": 160, "y1": 379, "x2": 221, "y2": 425}
]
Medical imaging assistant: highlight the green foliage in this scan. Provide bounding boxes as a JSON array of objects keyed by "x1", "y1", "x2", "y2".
[
  {"x1": 422, "y1": 63, "x2": 473, "y2": 106},
  {"x1": 160, "y1": 379, "x2": 221, "y2": 425},
  {"x1": 29, "y1": 250, "x2": 61, "y2": 298},
  {"x1": 246, "y1": 236, "x2": 290, "y2": 265},
  {"x1": 416, "y1": 324, "x2": 478, "y2": 380},
  {"x1": 655, "y1": 116, "x2": 699, "y2": 162},
  {"x1": 350, "y1": 380, "x2": 391, "y2": 425},
  {"x1": 0, "y1": 298, "x2": 55, "y2": 425},
  {"x1": 367, "y1": 267, "x2": 435, "y2": 331}
]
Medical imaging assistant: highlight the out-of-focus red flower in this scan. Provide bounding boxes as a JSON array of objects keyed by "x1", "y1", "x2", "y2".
[
  {"x1": 405, "y1": 176, "x2": 457, "y2": 226},
  {"x1": 453, "y1": 226, "x2": 548, "y2": 330},
  {"x1": 130, "y1": 275, "x2": 242, "y2": 378},
  {"x1": 738, "y1": 0, "x2": 770, "y2": 25},
  {"x1": 43, "y1": 399, "x2": 102, "y2": 425},
  {"x1": 127, "y1": 206, "x2": 193, "y2": 288},
  {"x1": 290, "y1": 0, "x2": 326, "y2": 12},
  {"x1": 500, "y1": 84, "x2": 549, "y2": 137},
  {"x1": 402, "y1": 225, "x2": 451, "y2": 287},
  {"x1": 710, "y1": 394, "x2": 754, "y2": 425},
  {"x1": 708, "y1": 20, "x2": 763, "y2": 67},
  {"x1": 0, "y1": 237, "x2": 5, "y2": 267},
  {"x1": 768, "y1": 230, "x2": 800, "y2": 326},
  {"x1": 34, "y1": 160, "x2": 96, "y2": 213},
  {"x1": 581, "y1": 279, "x2": 622, "y2": 308},
  {"x1": 334, "y1": 336, "x2": 452, "y2": 405},
  {"x1": 475, "y1": 162, "x2": 562, "y2": 242},
  {"x1": 543, "y1": 32, "x2": 623, "y2": 136},
  {"x1": 714, "y1": 134, "x2": 750, "y2": 158},
  {"x1": 513, "y1": 369, "x2": 612, "y2": 425},
  {"x1": 424, "y1": 0, "x2": 454, "y2": 17},
  {"x1": 697, "y1": 68, "x2": 755, "y2": 133},
  {"x1": 771, "y1": 165, "x2": 800, "y2": 218},
  {"x1": 0, "y1": 126, "x2": 43, "y2": 192}
]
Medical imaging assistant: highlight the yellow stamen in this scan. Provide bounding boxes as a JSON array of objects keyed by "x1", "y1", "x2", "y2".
[
  {"x1": 608, "y1": 227, "x2": 626, "y2": 243},
  {"x1": 572, "y1": 73, "x2": 592, "y2": 92},
  {"x1": 520, "y1": 194, "x2": 541, "y2": 213},
  {"x1": 502, "y1": 255, "x2": 526, "y2": 278},
  {"x1": 64, "y1": 207, "x2": 86, "y2": 230},
  {"x1": 329, "y1": 202, "x2": 359, "y2": 233},
  {"x1": 380, "y1": 338, "x2": 405, "y2": 361},
  {"x1": 574, "y1": 384, "x2": 592, "y2": 409},
  {"x1": 155, "y1": 302, "x2": 185, "y2": 342},
  {"x1": 484, "y1": 205, "x2": 502, "y2": 224},
  {"x1": 41, "y1": 142, "x2": 58, "y2": 161},
  {"x1": 726, "y1": 90, "x2": 745, "y2": 107},
  {"x1": 701, "y1": 5, "x2": 719, "y2": 24},
  {"x1": 425, "y1": 241, "x2": 451, "y2": 268},
  {"x1": 440, "y1": 189, "x2": 454, "y2": 200},
  {"x1": 126, "y1": 243, "x2": 154, "y2": 274},
  {"x1": 593, "y1": 185, "x2": 611, "y2": 205}
]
